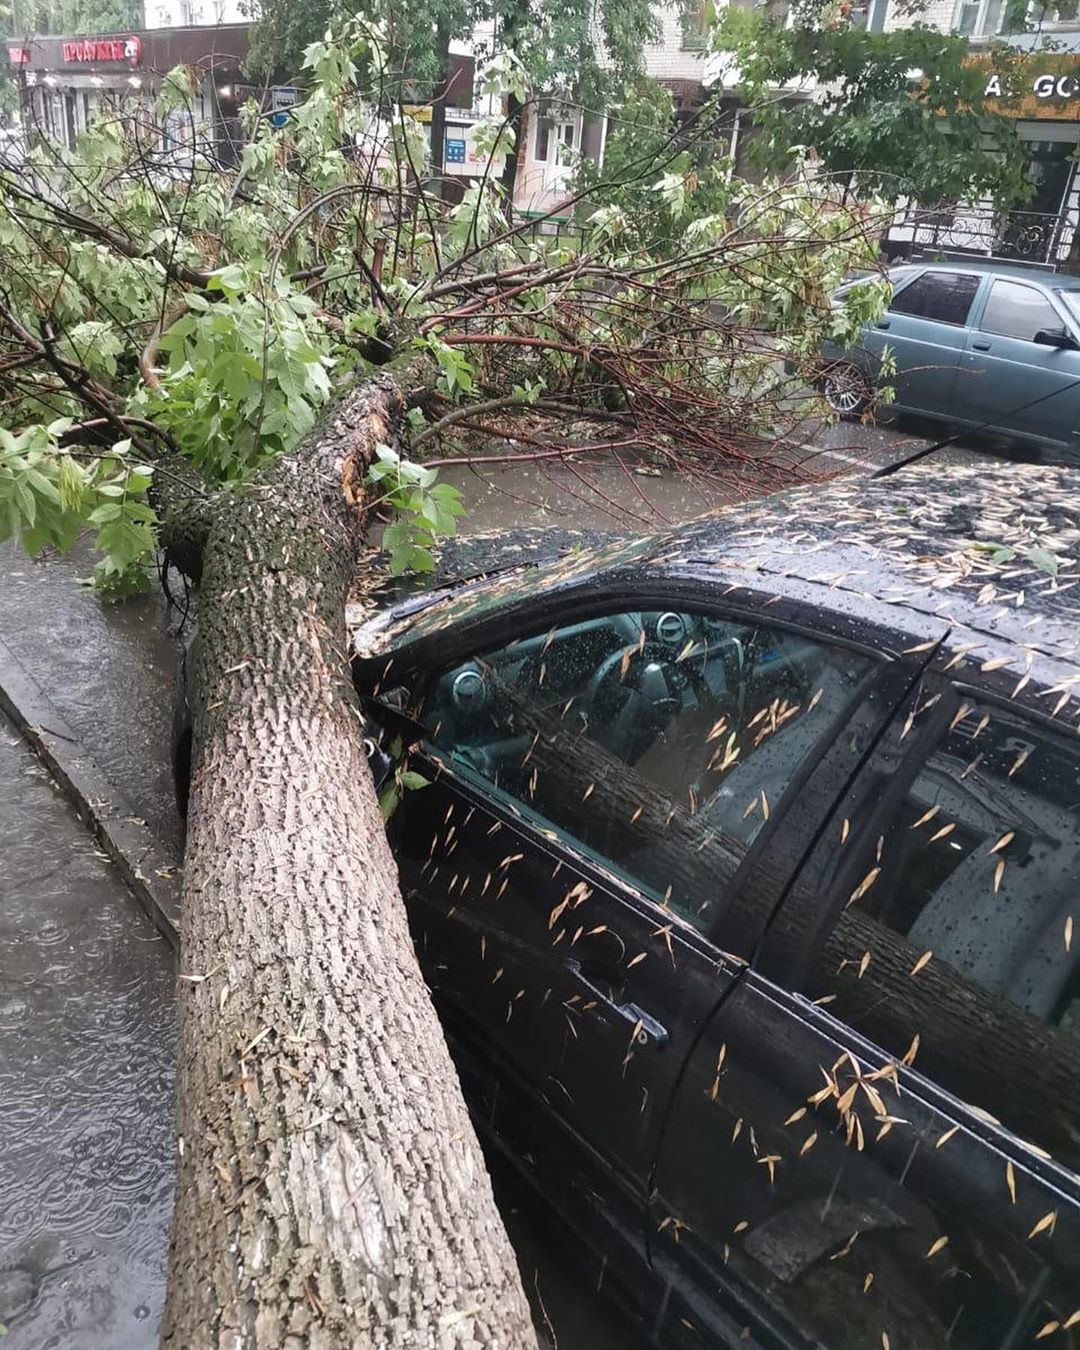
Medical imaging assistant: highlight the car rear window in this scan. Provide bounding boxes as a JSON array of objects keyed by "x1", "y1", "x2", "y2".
[
  {"x1": 889, "y1": 270, "x2": 981, "y2": 325},
  {"x1": 980, "y1": 278, "x2": 1062, "y2": 341}
]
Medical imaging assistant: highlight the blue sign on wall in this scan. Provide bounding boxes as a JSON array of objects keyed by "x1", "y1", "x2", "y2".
[{"x1": 446, "y1": 138, "x2": 466, "y2": 164}]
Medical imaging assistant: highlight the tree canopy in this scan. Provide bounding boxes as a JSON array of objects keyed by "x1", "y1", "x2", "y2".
[
  {"x1": 3, "y1": 0, "x2": 140, "y2": 35},
  {"x1": 0, "y1": 17, "x2": 890, "y2": 591},
  {"x1": 712, "y1": 0, "x2": 1030, "y2": 208}
]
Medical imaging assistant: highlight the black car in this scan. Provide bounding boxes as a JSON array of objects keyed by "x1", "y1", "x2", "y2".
[{"x1": 176, "y1": 464, "x2": 1080, "y2": 1349}]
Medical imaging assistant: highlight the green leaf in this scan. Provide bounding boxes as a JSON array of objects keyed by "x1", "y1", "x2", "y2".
[
  {"x1": 1025, "y1": 545, "x2": 1059, "y2": 577},
  {"x1": 399, "y1": 770, "x2": 431, "y2": 791}
]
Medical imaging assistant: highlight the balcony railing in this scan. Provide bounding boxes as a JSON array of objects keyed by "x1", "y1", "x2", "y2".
[{"x1": 887, "y1": 204, "x2": 1075, "y2": 268}]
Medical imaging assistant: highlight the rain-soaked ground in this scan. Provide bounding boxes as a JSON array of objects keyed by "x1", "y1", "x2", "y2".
[
  {"x1": 0, "y1": 719, "x2": 175, "y2": 1349},
  {"x1": 0, "y1": 419, "x2": 1008, "y2": 1347}
]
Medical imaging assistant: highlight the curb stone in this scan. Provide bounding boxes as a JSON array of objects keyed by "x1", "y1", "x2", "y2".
[{"x1": 0, "y1": 633, "x2": 180, "y2": 948}]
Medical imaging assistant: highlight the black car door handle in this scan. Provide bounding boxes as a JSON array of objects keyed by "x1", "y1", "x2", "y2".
[
  {"x1": 565, "y1": 958, "x2": 669, "y2": 1047},
  {"x1": 971, "y1": 340, "x2": 991, "y2": 351},
  {"x1": 875, "y1": 320, "x2": 890, "y2": 330}
]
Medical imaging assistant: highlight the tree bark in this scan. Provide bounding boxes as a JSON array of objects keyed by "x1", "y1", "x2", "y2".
[{"x1": 161, "y1": 375, "x2": 538, "y2": 1348}]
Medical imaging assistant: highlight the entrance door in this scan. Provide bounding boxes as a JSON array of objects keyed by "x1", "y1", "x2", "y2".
[{"x1": 1000, "y1": 139, "x2": 1074, "y2": 263}]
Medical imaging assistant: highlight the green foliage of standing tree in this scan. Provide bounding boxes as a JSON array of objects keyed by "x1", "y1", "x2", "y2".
[{"x1": 712, "y1": 0, "x2": 1030, "y2": 209}]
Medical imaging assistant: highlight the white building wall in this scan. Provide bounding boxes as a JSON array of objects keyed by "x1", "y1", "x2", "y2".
[
  {"x1": 644, "y1": 2, "x2": 706, "y2": 84},
  {"x1": 143, "y1": 0, "x2": 246, "y2": 30},
  {"x1": 883, "y1": 0, "x2": 956, "y2": 33}
]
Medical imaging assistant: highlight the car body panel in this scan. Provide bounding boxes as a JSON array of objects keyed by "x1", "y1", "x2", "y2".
[
  {"x1": 953, "y1": 277, "x2": 1080, "y2": 449},
  {"x1": 822, "y1": 262, "x2": 1080, "y2": 458},
  {"x1": 651, "y1": 665, "x2": 1080, "y2": 1349}
]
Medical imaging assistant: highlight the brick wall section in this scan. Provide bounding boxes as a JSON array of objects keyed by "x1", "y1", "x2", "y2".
[
  {"x1": 644, "y1": 2, "x2": 707, "y2": 83},
  {"x1": 883, "y1": 0, "x2": 957, "y2": 33}
]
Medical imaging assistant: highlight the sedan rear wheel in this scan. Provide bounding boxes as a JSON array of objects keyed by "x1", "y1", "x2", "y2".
[{"x1": 820, "y1": 362, "x2": 872, "y2": 420}]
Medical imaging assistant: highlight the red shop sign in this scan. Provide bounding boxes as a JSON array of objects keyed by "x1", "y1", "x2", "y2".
[
  {"x1": 7, "y1": 46, "x2": 31, "y2": 64},
  {"x1": 61, "y1": 34, "x2": 142, "y2": 66}
]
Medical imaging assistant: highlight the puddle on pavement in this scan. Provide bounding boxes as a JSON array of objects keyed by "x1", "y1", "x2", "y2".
[{"x1": 0, "y1": 719, "x2": 176, "y2": 1349}]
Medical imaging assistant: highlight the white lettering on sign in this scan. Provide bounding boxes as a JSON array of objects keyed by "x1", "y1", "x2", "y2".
[
  {"x1": 61, "y1": 34, "x2": 141, "y2": 66},
  {"x1": 985, "y1": 69, "x2": 1080, "y2": 99}
]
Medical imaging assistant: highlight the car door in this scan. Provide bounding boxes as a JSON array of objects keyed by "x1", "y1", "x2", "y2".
[
  {"x1": 864, "y1": 268, "x2": 985, "y2": 416},
  {"x1": 650, "y1": 659, "x2": 1080, "y2": 1349},
  {"x1": 953, "y1": 275, "x2": 1080, "y2": 452},
  {"x1": 375, "y1": 584, "x2": 912, "y2": 1283}
]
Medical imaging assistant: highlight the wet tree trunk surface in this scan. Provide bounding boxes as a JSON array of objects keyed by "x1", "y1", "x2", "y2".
[{"x1": 162, "y1": 379, "x2": 537, "y2": 1348}]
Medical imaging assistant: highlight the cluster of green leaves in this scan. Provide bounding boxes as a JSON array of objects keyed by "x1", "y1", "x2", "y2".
[
  {"x1": 376, "y1": 734, "x2": 430, "y2": 820},
  {"x1": 366, "y1": 443, "x2": 465, "y2": 576},
  {"x1": 711, "y1": 0, "x2": 1031, "y2": 209},
  {"x1": 135, "y1": 270, "x2": 334, "y2": 481},
  {"x1": 0, "y1": 22, "x2": 432, "y2": 589},
  {"x1": 573, "y1": 79, "x2": 734, "y2": 253},
  {"x1": 2, "y1": 0, "x2": 139, "y2": 36},
  {"x1": 0, "y1": 423, "x2": 156, "y2": 594}
]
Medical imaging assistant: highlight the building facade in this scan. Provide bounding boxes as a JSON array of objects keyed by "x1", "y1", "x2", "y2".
[
  {"x1": 144, "y1": 0, "x2": 246, "y2": 30},
  {"x1": 6, "y1": 24, "x2": 249, "y2": 158},
  {"x1": 879, "y1": 0, "x2": 1080, "y2": 267}
]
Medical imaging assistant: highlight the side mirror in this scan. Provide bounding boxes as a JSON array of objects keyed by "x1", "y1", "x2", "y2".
[{"x1": 1033, "y1": 327, "x2": 1079, "y2": 350}]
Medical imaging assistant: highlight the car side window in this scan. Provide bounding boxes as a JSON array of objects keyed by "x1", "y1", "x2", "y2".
[
  {"x1": 979, "y1": 279, "x2": 1061, "y2": 341},
  {"x1": 421, "y1": 609, "x2": 871, "y2": 937},
  {"x1": 889, "y1": 271, "x2": 981, "y2": 325},
  {"x1": 809, "y1": 699, "x2": 1080, "y2": 1168}
]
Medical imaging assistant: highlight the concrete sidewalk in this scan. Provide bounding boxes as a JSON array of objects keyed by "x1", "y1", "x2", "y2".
[{"x1": 0, "y1": 716, "x2": 175, "y2": 1349}]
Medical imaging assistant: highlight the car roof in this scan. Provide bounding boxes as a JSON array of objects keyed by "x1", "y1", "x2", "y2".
[
  {"x1": 903, "y1": 259, "x2": 1080, "y2": 291},
  {"x1": 351, "y1": 463, "x2": 1080, "y2": 705}
]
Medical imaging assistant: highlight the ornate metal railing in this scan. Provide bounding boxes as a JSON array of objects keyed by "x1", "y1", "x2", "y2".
[{"x1": 887, "y1": 205, "x2": 1074, "y2": 268}]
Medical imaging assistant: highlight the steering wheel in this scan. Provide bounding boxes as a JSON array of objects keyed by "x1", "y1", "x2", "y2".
[{"x1": 586, "y1": 641, "x2": 714, "y2": 763}]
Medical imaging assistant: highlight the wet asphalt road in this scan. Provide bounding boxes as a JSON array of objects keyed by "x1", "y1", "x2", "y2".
[{"x1": 0, "y1": 417, "x2": 1044, "y2": 1348}]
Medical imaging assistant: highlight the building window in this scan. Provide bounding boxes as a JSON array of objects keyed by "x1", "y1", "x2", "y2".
[
  {"x1": 1025, "y1": 0, "x2": 1080, "y2": 21},
  {"x1": 955, "y1": 0, "x2": 1004, "y2": 34},
  {"x1": 849, "y1": 0, "x2": 891, "y2": 29},
  {"x1": 681, "y1": 0, "x2": 708, "y2": 49}
]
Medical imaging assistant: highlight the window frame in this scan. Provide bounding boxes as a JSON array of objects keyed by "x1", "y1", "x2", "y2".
[
  {"x1": 394, "y1": 577, "x2": 908, "y2": 956},
  {"x1": 976, "y1": 276, "x2": 1070, "y2": 343},
  {"x1": 953, "y1": 0, "x2": 1004, "y2": 34},
  {"x1": 888, "y1": 268, "x2": 984, "y2": 327}
]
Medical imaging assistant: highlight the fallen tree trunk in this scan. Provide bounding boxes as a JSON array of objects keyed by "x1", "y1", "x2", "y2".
[{"x1": 161, "y1": 375, "x2": 538, "y2": 1348}]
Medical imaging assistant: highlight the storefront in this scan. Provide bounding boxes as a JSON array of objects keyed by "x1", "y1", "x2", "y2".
[
  {"x1": 5, "y1": 24, "x2": 249, "y2": 159},
  {"x1": 888, "y1": 42, "x2": 1080, "y2": 267}
]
